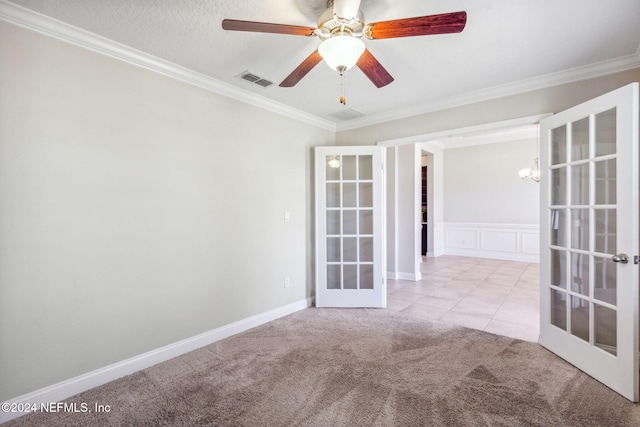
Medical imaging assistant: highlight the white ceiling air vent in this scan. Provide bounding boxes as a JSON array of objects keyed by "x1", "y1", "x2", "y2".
[
  {"x1": 329, "y1": 108, "x2": 366, "y2": 121},
  {"x1": 236, "y1": 71, "x2": 274, "y2": 88}
]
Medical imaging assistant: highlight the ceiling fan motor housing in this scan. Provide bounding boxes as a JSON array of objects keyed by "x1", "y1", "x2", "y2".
[{"x1": 317, "y1": 8, "x2": 365, "y2": 39}]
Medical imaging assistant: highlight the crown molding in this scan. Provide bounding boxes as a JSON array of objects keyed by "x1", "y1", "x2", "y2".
[
  {"x1": 3, "y1": 0, "x2": 639, "y2": 135},
  {"x1": 0, "y1": 0, "x2": 336, "y2": 132},
  {"x1": 337, "y1": 50, "x2": 640, "y2": 132}
]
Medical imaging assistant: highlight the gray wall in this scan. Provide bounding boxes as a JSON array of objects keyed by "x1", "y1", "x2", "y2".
[
  {"x1": 444, "y1": 138, "x2": 539, "y2": 224},
  {"x1": 0, "y1": 22, "x2": 334, "y2": 400}
]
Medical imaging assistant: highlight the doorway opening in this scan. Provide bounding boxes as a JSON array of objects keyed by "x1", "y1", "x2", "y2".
[
  {"x1": 380, "y1": 114, "x2": 547, "y2": 279},
  {"x1": 380, "y1": 114, "x2": 547, "y2": 341},
  {"x1": 420, "y1": 153, "x2": 428, "y2": 257}
]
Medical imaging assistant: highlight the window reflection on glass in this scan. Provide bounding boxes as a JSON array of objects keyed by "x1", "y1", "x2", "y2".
[
  {"x1": 550, "y1": 209, "x2": 566, "y2": 247},
  {"x1": 552, "y1": 125, "x2": 567, "y2": 165},
  {"x1": 327, "y1": 265, "x2": 341, "y2": 290},
  {"x1": 595, "y1": 108, "x2": 616, "y2": 157},
  {"x1": 360, "y1": 265, "x2": 374, "y2": 289},
  {"x1": 342, "y1": 156, "x2": 357, "y2": 180},
  {"x1": 359, "y1": 210, "x2": 373, "y2": 234},
  {"x1": 359, "y1": 182, "x2": 372, "y2": 207},
  {"x1": 343, "y1": 265, "x2": 357, "y2": 289},
  {"x1": 552, "y1": 167, "x2": 566, "y2": 205},
  {"x1": 551, "y1": 249, "x2": 566, "y2": 288},
  {"x1": 570, "y1": 295, "x2": 590, "y2": 343},
  {"x1": 571, "y1": 117, "x2": 590, "y2": 161},
  {"x1": 327, "y1": 183, "x2": 340, "y2": 208},
  {"x1": 571, "y1": 209, "x2": 589, "y2": 250},
  {"x1": 327, "y1": 210, "x2": 340, "y2": 235},
  {"x1": 594, "y1": 303, "x2": 617, "y2": 355},
  {"x1": 594, "y1": 256, "x2": 616, "y2": 305},
  {"x1": 343, "y1": 183, "x2": 357, "y2": 207},
  {"x1": 343, "y1": 210, "x2": 357, "y2": 235},
  {"x1": 551, "y1": 289, "x2": 567, "y2": 331},
  {"x1": 327, "y1": 237, "x2": 341, "y2": 262},
  {"x1": 360, "y1": 237, "x2": 373, "y2": 262},
  {"x1": 343, "y1": 237, "x2": 357, "y2": 262},
  {"x1": 571, "y1": 252, "x2": 590, "y2": 297},
  {"x1": 358, "y1": 155, "x2": 372, "y2": 180},
  {"x1": 571, "y1": 163, "x2": 589, "y2": 205},
  {"x1": 595, "y1": 209, "x2": 616, "y2": 255},
  {"x1": 595, "y1": 159, "x2": 616, "y2": 205}
]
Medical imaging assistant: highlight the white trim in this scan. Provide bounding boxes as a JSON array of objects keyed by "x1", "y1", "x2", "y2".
[
  {"x1": 0, "y1": 1, "x2": 335, "y2": 132},
  {"x1": 432, "y1": 222, "x2": 446, "y2": 257},
  {"x1": 442, "y1": 223, "x2": 540, "y2": 263},
  {"x1": 386, "y1": 271, "x2": 422, "y2": 281},
  {"x1": 378, "y1": 115, "x2": 551, "y2": 147},
  {"x1": 0, "y1": 298, "x2": 312, "y2": 424},
  {"x1": 397, "y1": 272, "x2": 422, "y2": 281},
  {"x1": 441, "y1": 125, "x2": 538, "y2": 149},
  {"x1": 2, "y1": 1, "x2": 639, "y2": 134}
]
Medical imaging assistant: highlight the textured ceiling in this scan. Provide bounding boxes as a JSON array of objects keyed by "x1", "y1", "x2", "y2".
[{"x1": 5, "y1": 0, "x2": 640, "y2": 129}]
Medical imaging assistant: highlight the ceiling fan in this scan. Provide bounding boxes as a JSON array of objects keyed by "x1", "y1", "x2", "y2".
[{"x1": 222, "y1": 0, "x2": 466, "y2": 103}]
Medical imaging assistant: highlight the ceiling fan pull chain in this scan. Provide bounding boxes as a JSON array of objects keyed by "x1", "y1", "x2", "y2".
[{"x1": 339, "y1": 70, "x2": 346, "y2": 105}]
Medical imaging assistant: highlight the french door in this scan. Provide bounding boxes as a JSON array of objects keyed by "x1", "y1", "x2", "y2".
[
  {"x1": 539, "y1": 83, "x2": 639, "y2": 401},
  {"x1": 314, "y1": 146, "x2": 385, "y2": 307}
]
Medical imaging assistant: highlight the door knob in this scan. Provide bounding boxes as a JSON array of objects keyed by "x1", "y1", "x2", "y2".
[{"x1": 612, "y1": 253, "x2": 629, "y2": 264}]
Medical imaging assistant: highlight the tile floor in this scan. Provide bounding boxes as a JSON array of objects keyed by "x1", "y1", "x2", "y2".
[{"x1": 387, "y1": 255, "x2": 540, "y2": 342}]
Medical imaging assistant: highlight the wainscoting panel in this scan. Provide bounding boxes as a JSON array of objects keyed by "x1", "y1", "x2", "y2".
[
  {"x1": 444, "y1": 229, "x2": 477, "y2": 250},
  {"x1": 442, "y1": 223, "x2": 539, "y2": 262},
  {"x1": 481, "y1": 230, "x2": 518, "y2": 252},
  {"x1": 522, "y1": 232, "x2": 540, "y2": 255}
]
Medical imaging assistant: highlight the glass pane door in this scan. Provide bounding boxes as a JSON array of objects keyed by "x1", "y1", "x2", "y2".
[
  {"x1": 315, "y1": 146, "x2": 385, "y2": 307},
  {"x1": 547, "y1": 108, "x2": 618, "y2": 354},
  {"x1": 539, "y1": 83, "x2": 639, "y2": 402}
]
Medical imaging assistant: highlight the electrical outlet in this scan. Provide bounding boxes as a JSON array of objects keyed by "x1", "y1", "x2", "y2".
[
  {"x1": 284, "y1": 277, "x2": 290, "y2": 288},
  {"x1": 284, "y1": 211, "x2": 290, "y2": 223}
]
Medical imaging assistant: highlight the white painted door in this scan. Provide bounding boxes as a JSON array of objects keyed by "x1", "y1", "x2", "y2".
[
  {"x1": 539, "y1": 83, "x2": 639, "y2": 401},
  {"x1": 315, "y1": 146, "x2": 385, "y2": 307}
]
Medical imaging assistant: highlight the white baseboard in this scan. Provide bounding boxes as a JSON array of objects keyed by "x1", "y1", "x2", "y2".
[
  {"x1": 0, "y1": 298, "x2": 312, "y2": 424},
  {"x1": 442, "y1": 223, "x2": 540, "y2": 263},
  {"x1": 386, "y1": 272, "x2": 422, "y2": 281},
  {"x1": 398, "y1": 272, "x2": 422, "y2": 281}
]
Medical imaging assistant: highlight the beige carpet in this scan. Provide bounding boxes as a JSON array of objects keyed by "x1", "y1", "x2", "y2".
[{"x1": 6, "y1": 308, "x2": 640, "y2": 426}]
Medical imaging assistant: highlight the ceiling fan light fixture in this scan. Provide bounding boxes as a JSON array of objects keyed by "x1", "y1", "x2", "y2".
[{"x1": 318, "y1": 35, "x2": 365, "y2": 72}]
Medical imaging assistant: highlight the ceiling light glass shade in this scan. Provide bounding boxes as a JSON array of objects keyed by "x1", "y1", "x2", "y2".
[{"x1": 318, "y1": 36, "x2": 365, "y2": 72}]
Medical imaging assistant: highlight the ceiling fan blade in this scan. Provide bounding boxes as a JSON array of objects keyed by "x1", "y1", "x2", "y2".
[
  {"x1": 365, "y1": 11, "x2": 467, "y2": 40},
  {"x1": 333, "y1": 0, "x2": 362, "y2": 20},
  {"x1": 356, "y1": 49, "x2": 394, "y2": 88},
  {"x1": 280, "y1": 50, "x2": 323, "y2": 87},
  {"x1": 222, "y1": 19, "x2": 316, "y2": 36}
]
